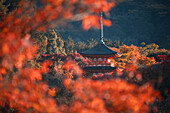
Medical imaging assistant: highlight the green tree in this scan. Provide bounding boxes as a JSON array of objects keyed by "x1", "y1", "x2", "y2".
[
  {"x1": 64, "y1": 36, "x2": 75, "y2": 54},
  {"x1": 104, "y1": 38, "x2": 114, "y2": 47},
  {"x1": 31, "y1": 31, "x2": 47, "y2": 55},
  {"x1": 113, "y1": 40, "x2": 120, "y2": 48},
  {"x1": 56, "y1": 33, "x2": 66, "y2": 55},
  {"x1": 74, "y1": 41, "x2": 87, "y2": 53},
  {"x1": 87, "y1": 38, "x2": 97, "y2": 49},
  {"x1": 45, "y1": 30, "x2": 66, "y2": 55},
  {"x1": 139, "y1": 43, "x2": 161, "y2": 56}
]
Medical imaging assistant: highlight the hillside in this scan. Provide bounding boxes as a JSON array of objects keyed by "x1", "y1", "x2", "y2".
[{"x1": 57, "y1": 0, "x2": 170, "y2": 49}]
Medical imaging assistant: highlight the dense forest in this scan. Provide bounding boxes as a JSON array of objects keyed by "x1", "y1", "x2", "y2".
[
  {"x1": 0, "y1": 0, "x2": 169, "y2": 113},
  {"x1": 31, "y1": 30, "x2": 169, "y2": 61}
]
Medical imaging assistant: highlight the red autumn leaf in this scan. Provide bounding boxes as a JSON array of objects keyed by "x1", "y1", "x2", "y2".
[
  {"x1": 48, "y1": 88, "x2": 56, "y2": 97},
  {"x1": 82, "y1": 15, "x2": 99, "y2": 30},
  {"x1": 63, "y1": 10, "x2": 72, "y2": 19},
  {"x1": 2, "y1": 43, "x2": 10, "y2": 55},
  {"x1": 29, "y1": 69, "x2": 42, "y2": 81},
  {"x1": 37, "y1": 26, "x2": 46, "y2": 32},
  {"x1": 40, "y1": 61, "x2": 51, "y2": 73},
  {"x1": 0, "y1": 67, "x2": 6, "y2": 75},
  {"x1": 63, "y1": 79, "x2": 72, "y2": 89},
  {"x1": 15, "y1": 54, "x2": 25, "y2": 68},
  {"x1": 63, "y1": 61, "x2": 75, "y2": 70},
  {"x1": 103, "y1": 19, "x2": 111, "y2": 26}
]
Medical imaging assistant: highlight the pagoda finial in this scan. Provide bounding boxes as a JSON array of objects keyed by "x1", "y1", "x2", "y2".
[{"x1": 100, "y1": 12, "x2": 104, "y2": 43}]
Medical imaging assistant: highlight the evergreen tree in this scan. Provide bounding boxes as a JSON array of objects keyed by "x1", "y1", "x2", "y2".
[
  {"x1": 104, "y1": 38, "x2": 114, "y2": 47},
  {"x1": 45, "y1": 30, "x2": 66, "y2": 55},
  {"x1": 31, "y1": 31, "x2": 47, "y2": 55},
  {"x1": 87, "y1": 38, "x2": 97, "y2": 49},
  {"x1": 56, "y1": 33, "x2": 66, "y2": 55},
  {"x1": 64, "y1": 36, "x2": 75, "y2": 54},
  {"x1": 113, "y1": 40, "x2": 120, "y2": 48},
  {"x1": 74, "y1": 41, "x2": 87, "y2": 53}
]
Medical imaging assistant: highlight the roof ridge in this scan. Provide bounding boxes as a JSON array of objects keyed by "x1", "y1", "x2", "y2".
[{"x1": 80, "y1": 42, "x2": 117, "y2": 55}]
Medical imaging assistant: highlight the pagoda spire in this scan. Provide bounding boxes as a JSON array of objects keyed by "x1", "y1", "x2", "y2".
[{"x1": 100, "y1": 12, "x2": 104, "y2": 43}]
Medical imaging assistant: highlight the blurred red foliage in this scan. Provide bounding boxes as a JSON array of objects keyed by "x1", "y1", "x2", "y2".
[
  {"x1": 62, "y1": 77, "x2": 161, "y2": 113},
  {"x1": 82, "y1": 15, "x2": 100, "y2": 30}
]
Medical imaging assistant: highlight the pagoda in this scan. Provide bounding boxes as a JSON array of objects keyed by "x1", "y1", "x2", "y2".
[{"x1": 80, "y1": 12, "x2": 119, "y2": 76}]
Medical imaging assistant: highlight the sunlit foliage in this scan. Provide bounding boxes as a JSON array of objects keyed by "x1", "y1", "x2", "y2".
[
  {"x1": 111, "y1": 45, "x2": 156, "y2": 69},
  {"x1": 138, "y1": 43, "x2": 170, "y2": 62}
]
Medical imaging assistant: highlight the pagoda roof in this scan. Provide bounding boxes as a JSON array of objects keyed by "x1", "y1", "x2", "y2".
[
  {"x1": 80, "y1": 42, "x2": 117, "y2": 55},
  {"x1": 83, "y1": 66, "x2": 116, "y2": 70}
]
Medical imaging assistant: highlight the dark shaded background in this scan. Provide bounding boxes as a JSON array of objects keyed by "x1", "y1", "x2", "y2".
[{"x1": 58, "y1": 0, "x2": 170, "y2": 49}]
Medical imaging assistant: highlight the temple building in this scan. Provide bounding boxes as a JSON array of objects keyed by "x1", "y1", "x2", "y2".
[{"x1": 80, "y1": 12, "x2": 120, "y2": 77}]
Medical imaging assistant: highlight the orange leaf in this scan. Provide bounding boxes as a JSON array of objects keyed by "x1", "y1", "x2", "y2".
[
  {"x1": 63, "y1": 79, "x2": 72, "y2": 89},
  {"x1": 63, "y1": 61, "x2": 75, "y2": 70},
  {"x1": 82, "y1": 15, "x2": 99, "y2": 30},
  {"x1": 40, "y1": 61, "x2": 50, "y2": 73},
  {"x1": 2, "y1": 43, "x2": 10, "y2": 54},
  {"x1": 29, "y1": 69, "x2": 42, "y2": 81},
  {"x1": 103, "y1": 19, "x2": 111, "y2": 26},
  {"x1": 63, "y1": 10, "x2": 72, "y2": 19},
  {"x1": 48, "y1": 88, "x2": 56, "y2": 97},
  {"x1": 0, "y1": 67, "x2": 6, "y2": 75}
]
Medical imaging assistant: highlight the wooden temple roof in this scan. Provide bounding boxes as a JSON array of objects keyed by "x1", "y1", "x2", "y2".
[{"x1": 80, "y1": 42, "x2": 117, "y2": 56}]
